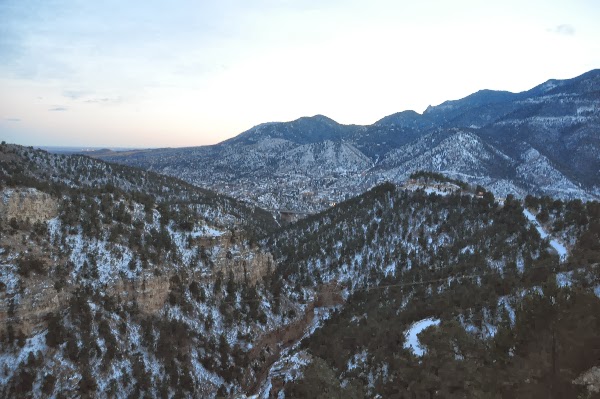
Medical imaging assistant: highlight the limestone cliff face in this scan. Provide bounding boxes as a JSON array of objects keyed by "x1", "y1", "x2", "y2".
[
  {"x1": 107, "y1": 275, "x2": 171, "y2": 314},
  {"x1": 105, "y1": 234, "x2": 275, "y2": 316},
  {"x1": 0, "y1": 279, "x2": 69, "y2": 336},
  {"x1": 0, "y1": 274, "x2": 172, "y2": 336},
  {"x1": 0, "y1": 235, "x2": 275, "y2": 336},
  {"x1": 0, "y1": 188, "x2": 58, "y2": 223},
  {"x1": 0, "y1": 187, "x2": 275, "y2": 336},
  {"x1": 200, "y1": 232, "x2": 274, "y2": 285}
]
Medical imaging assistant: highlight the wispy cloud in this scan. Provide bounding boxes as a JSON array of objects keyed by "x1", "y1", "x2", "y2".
[
  {"x1": 63, "y1": 89, "x2": 124, "y2": 105},
  {"x1": 549, "y1": 24, "x2": 575, "y2": 36},
  {"x1": 5, "y1": 118, "x2": 21, "y2": 122},
  {"x1": 63, "y1": 90, "x2": 89, "y2": 100},
  {"x1": 48, "y1": 106, "x2": 68, "y2": 112},
  {"x1": 83, "y1": 97, "x2": 123, "y2": 105}
]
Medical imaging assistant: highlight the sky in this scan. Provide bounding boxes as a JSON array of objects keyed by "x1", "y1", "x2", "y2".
[{"x1": 1, "y1": 0, "x2": 599, "y2": 148}]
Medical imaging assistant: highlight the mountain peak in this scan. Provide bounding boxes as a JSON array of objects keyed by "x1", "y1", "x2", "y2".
[
  {"x1": 221, "y1": 114, "x2": 357, "y2": 146},
  {"x1": 295, "y1": 114, "x2": 340, "y2": 127},
  {"x1": 374, "y1": 110, "x2": 435, "y2": 130},
  {"x1": 305, "y1": 114, "x2": 337, "y2": 123},
  {"x1": 424, "y1": 89, "x2": 516, "y2": 116},
  {"x1": 525, "y1": 68, "x2": 600, "y2": 96}
]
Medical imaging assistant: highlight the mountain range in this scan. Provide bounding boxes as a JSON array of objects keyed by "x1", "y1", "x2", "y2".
[
  {"x1": 2, "y1": 70, "x2": 600, "y2": 398},
  {"x1": 95, "y1": 69, "x2": 600, "y2": 212}
]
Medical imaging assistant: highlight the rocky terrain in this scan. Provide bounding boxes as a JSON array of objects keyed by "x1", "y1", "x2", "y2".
[
  {"x1": 0, "y1": 144, "x2": 304, "y2": 397},
  {"x1": 1, "y1": 143, "x2": 600, "y2": 397}
]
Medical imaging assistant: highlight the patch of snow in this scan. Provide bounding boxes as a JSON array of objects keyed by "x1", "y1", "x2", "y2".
[
  {"x1": 523, "y1": 209, "x2": 568, "y2": 261},
  {"x1": 303, "y1": 306, "x2": 337, "y2": 339},
  {"x1": 189, "y1": 224, "x2": 225, "y2": 238},
  {"x1": 347, "y1": 350, "x2": 368, "y2": 371},
  {"x1": 403, "y1": 318, "x2": 440, "y2": 356},
  {"x1": 259, "y1": 350, "x2": 311, "y2": 399},
  {"x1": 498, "y1": 296, "x2": 516, "y2": 324},
  {"x1": 47, "y1": 217, "x2": 61, "y2": 238},
  {"x1": 460, "y1": 245, "x2": 474, "y2": 255},
  {"x1": 190, "y1": 350, "x2": 224, "y2": 389},
  {"x1": 556, "y1": 271, "x2": 573, "y2": 287},
  {"x1": 384, "y1": 263, "x2": 396, "y2": 277},
  {"x1": 0, "y1": 263, "x2": 20, "y2": 294},
  {"x1": 424, "y1": 188, "x2": 450, "y2": 196},
  {"x1": 549, "y1": 239, "x2": 568, "y2": 261},
  {"x1": 516, "y1": 257, "x2": 524, "y2": 272},
  {"x1": 0, "y1": 330, "x2": 47, "y2": 385},
  {"x1": 577, "y1": 105, "x2": 596, "y2": 115}
]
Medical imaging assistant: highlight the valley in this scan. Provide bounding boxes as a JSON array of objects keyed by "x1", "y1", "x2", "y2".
[
  {"x1": 1, "y1": 69, "x2": 599, "y2": 398},
  {"x1": 3, "y1": 0, "x2": 600, "y2": 396}
]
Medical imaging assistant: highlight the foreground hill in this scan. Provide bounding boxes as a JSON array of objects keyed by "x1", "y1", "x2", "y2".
[
  {"x1": 1, "y1": 144, "x2": 599, "y2": 398},
  {"x1": 0, "y1": 144, "x2": 299, "y2": 397},
  {"x1": 96, "y1": 69, "x2": 600, "y2": 211},
  {"x1": 262, "y1": 183, "x2": 600, "y2": 398}
]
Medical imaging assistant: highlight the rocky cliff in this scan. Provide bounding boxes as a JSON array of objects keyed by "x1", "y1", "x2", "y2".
[
  {"x1": 0, "y1": 220, "x2": 275, "y2": 339},
  {"x1": 0, "y1": 188, "x2": 59, "y2": 224}
]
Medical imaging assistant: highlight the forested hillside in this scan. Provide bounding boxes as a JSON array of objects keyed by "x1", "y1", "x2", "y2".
[
  {"x1": 1, "y1": 143, "x2": 599, "y2": 398},
  {"x1": 0, "y1": 144, "x2": 276, "y2": 236},
  {"x1": 263, "y1": 183, "x2": 600, "y2": 398},
  {"x1": 0, "y1": 144, "x2": 303, "y2": 398}
]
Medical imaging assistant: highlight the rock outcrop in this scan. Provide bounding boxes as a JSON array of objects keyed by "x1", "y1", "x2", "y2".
[
  {"x1": 108, "y1": 274, "x2": 171, "y2": 314},
  {"x1": 0, "y1": 276, "x2": 70, "y2": 336},
  {"x1": 0, "y1": 188, "x2": 58, "y2": 223},
  {"x1": 198, "y1": 232, "x2": 275, "y2": 285}
]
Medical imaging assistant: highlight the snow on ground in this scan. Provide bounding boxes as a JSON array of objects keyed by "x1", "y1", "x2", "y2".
[
  {"x1": 303, "y1": 306, "x2": 338, "y2": 342},
  {"x1": 556, "y1": 271, "x2": 573, "y2": 287},
  {"x1": 403, "y1": 318, "x2": 440, "y2": 356},
  {"x1": 516, "y1": 256, "x2": 525, "y2": 272},
  {"x1": 0, "y1": 330, "x2": 47, "y2": 385},
  {"x1": 549, "y1": 241, "x2": 568, "y2": 261},
  {"x1": 258, "y1": 305, "x2": 338, "y2": 399},
  {"x1": 258, "y1": 350, "x2": 311, "y2": 399},
  {"x1": 460, "y1": 245, "x2": 474, "y2": 255},
  {"x1": 498, "y1": 296, "x2": 516, "y2": 323},
  {"x1": 0, "y1": 262, "x2": 20, "y2": 295},
  {"x1": 47, "y1": 217, "x2": 61, "y2": 238},
  {"x1": 190, "y1": 350, "x2": 224, "y2": 390},
  {"x1": 424, "y1": 188, "x2": 451, "y2": 196},
  {"x1": 523, "y1": 209, "x2": 568, "y2": 261},
  {"x1": 384, "y1": 263, "x2": 396, "y2": 277},
  {"x1": 271, "y1": 351, "x2": 311, "y2": 383},
  {"x1": 67, "y1": 232, "x2": 134, "y2": 283},
  {"x1": 347, "y1": 350, "x2": 368, "y2": 371},
  {"x1": 189, "y1": 224, "x2": 225, "y2": 238}
]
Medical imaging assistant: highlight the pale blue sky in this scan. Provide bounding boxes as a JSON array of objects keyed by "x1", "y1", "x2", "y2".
[{"x1": 1, "y1": 0, "x2": 599, "y2": 147}]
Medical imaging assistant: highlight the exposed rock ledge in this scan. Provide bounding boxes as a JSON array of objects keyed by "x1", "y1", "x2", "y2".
[{"x1": 0, "y1": 188, "x2": 59, "y2": 223}]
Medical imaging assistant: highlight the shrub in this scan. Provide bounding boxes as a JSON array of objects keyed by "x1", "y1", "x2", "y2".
[{"x1": 16, "y1": 255, "x2": 46, "y2": 277}]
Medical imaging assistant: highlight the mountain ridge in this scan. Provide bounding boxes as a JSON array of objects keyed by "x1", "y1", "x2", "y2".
[{"x1": 95, "y1": 69, "x2": 600, "y2": 211}]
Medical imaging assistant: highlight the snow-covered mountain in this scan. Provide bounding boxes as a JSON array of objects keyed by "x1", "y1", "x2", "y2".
[
  {"x1": 2, "y1": 144, "x2": 600, "y2": 397},
  {"x1": 97, "y1": 69, "x2": 600, "y2": 211}
]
